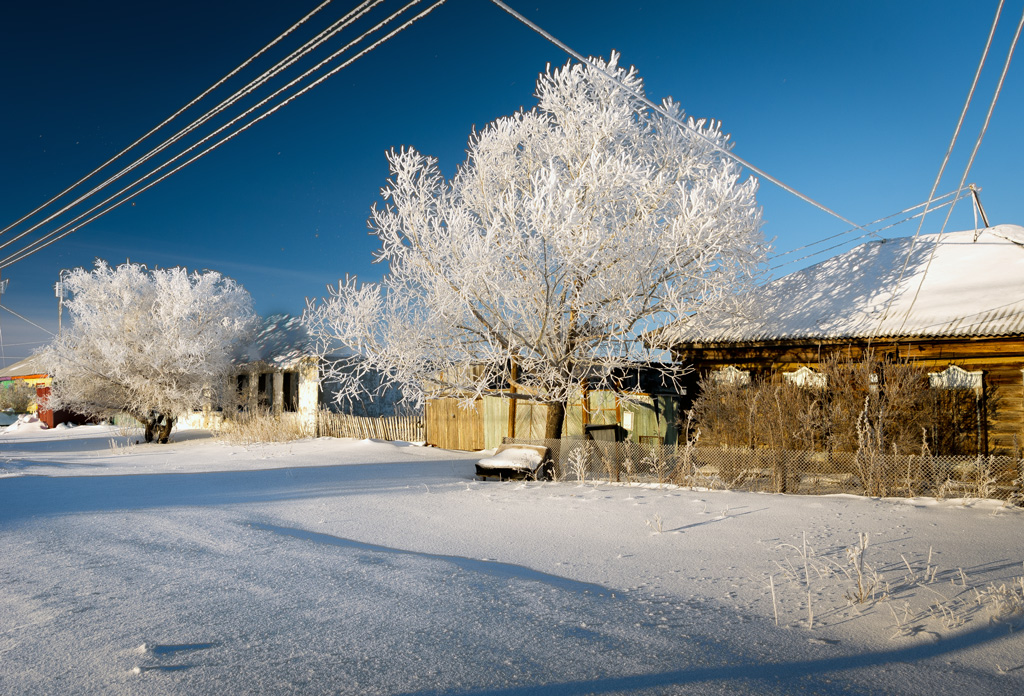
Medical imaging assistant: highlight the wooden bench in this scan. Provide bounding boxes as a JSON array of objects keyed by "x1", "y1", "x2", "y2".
[{"x1": 475, "y1": 443, "x2": 552, "y2": 481}]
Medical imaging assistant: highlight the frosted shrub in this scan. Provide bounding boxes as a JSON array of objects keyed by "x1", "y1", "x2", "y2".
[
  {"x1": 0, "y1": 381, "x2": 36, "y2": 413},
  {"x1": 822, "y1": 352, "x2": 932, "y2": 459},
  {"x1": 938, "y1": 456, "x2": 999, "y2": 500}
]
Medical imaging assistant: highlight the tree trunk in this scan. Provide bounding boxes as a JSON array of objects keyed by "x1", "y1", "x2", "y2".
[
  {"x1": 544, "y1": 401, "x2": 566, "y2": 440},
  {"x1": 140, "y1": 412, "x2": 174, "y2": 444},
  {"x1": 156, "y1": 414, "x2": 175, "y2": 444}
]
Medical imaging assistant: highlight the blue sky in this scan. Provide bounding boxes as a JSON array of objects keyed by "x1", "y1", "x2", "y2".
[{"x1": 1, "y1": 0, "x2": 1021, "y2": 367}]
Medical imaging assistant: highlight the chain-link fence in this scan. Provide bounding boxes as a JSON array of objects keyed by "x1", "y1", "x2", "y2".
[{"x1": 502, "y1": 436, "x2": 1024, "y2": 501}]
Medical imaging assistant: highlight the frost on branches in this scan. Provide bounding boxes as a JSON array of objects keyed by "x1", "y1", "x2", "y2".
[
  {"x1": 305, "y1": 53, "x2": 766, "y2": 438},
  {"x1": 40, "y1": 261, "x2": 256, "y2": 443}
]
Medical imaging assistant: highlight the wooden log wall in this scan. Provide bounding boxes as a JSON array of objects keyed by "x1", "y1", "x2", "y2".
[{"x1": 672, "y1": 335, "x2": 1024, "y2": 456}]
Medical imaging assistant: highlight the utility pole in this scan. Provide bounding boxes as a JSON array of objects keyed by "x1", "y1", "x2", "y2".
[
  {"x1": 55, "y1": 278, "x2": 64, "y2": 333},
  {"x1": 970, "y1": 184, "x2": 991, "y2": 241},
  {"x1": 0, "y1": 271, "x2": 7, "y2": 366}
]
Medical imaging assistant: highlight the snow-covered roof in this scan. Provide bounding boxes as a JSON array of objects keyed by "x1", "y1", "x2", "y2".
[
  {"x1": 671, "y1": 224, "x2": 1024, "y2": 343},
  {"x1": 0, "y1": 355, "x2": 50, "y2": 379},
  {"x1": 234, "y1": 314, "x2": 318, "y2": 368}
]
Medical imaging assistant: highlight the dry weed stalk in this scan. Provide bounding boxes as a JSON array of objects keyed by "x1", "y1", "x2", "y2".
[
  {"x1": 645, "y1": 514, "x2": 664, "y2": 534},
  {"x1": 845, "y1": 533, "x2": 875, "y2": 604},
  {"x1": 108, "y1": 419, "x2": 144, "y2": 454},
  {"x1": 974, "y1": 578, "x2": 1024, "y2": 623},
  {"x1": 769, "y1": 575, "x2": 779, "y2": 626},
  {"x1": 567, "y1": 445, "x2": 589, "y2": 484},
  {"x1": 771, "y1": 532, "x2": 1024, "y2": 640}
]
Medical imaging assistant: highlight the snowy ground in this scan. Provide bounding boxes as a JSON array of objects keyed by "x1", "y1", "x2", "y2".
[{"x1": 2, "y1": 423, "x2": 1024, "y2": 695}]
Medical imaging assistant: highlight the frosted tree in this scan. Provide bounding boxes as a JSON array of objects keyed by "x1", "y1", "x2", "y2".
[
  {"x1": 305, "y1": 53, "x2": 765, "y2": 438},
  {"x1": 40, "y1": 261, "x2": 256, "y2": 443}
]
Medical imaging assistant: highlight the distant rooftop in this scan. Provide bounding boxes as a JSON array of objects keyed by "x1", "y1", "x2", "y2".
[{"x1": 0, "y1": 354, "x2": 48, "y2": 380}]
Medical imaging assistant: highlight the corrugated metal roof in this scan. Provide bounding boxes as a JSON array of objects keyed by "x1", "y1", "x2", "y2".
[
  {"x1": 670, "y1": 224, "x2": 1024, "y2": 343},
  {"x1": 0, "y1": 355, "x2": 49, "y2": 379}
]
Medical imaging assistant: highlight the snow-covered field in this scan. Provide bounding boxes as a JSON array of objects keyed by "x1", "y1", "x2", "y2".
[{"x1": 2, "y1": 423, "x2": 1023, "y2": 695}]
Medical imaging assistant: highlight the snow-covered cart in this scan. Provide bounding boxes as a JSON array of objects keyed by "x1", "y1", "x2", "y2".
[{"x1": 475, "y1": 443, "x2": 551, "y2": 481}]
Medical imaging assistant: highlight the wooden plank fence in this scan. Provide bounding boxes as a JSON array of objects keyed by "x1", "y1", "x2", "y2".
[
  {"x1": 425, "y1": 397, "x2": 484, "y2": 450},
  {"x1": 317, "y1": 411, "x2": 425, "y2": 442}
]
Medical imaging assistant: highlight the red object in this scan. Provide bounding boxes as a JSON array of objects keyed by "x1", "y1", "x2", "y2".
[{"x1": 34, "y1": 386, "x2": 93, "y2": 429}]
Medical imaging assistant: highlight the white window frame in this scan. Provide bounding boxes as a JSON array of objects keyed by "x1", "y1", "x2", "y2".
[{"x1": 783, "y1": 366, "x2": 826, "y2": 389}]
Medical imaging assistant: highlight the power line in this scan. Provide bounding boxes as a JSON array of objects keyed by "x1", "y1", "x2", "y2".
[
  {"x1": 0, "y1": 0, "x2": 449, "y2": 269},
  {"x1": 872, "y1": 0, "x2": 1006, "y2": 340},
  {"x1": 768, "y1": 191, "x2": 969, "y2": 271},
  {"x1": 0, "y1": 0, "x2": 385, "y2": 256},
  {"x1": 0, "y1": 0, "x2": 446, "y2": 268},
  {"x1": 894, "y1": 2, "x2": 1024, "y2": 336},
  {"x1": 0, "y1": 0, "x2": 337, "y2": 240},
  {"x1": 489, "y1": 0, "x2": 871, "y2": 235},
  {"x1": 0, "y1": 304, "x2": 55, "y2": 337},
  {"x1": 768, "y1": 188, "x2": 966, "y2": 261}
]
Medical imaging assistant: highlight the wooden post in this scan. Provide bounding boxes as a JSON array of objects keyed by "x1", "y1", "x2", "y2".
[
  {"x1": 507, "y1": 360, "x2": 517, "y2": 439},
  {"x1": 581, "y1": 382, "x2": 590, "y2": 427}
]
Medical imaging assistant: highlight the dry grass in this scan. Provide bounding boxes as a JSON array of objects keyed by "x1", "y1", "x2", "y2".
[
  {"x1": 107, "y1": 420, "x2": 143, "y2": 454},
  {"x1": 218, "y1": 409, "x2": 310, "y2": 445},
  {"x1": 768, "y1": 532, "x2": 1024, "y2": 638}
]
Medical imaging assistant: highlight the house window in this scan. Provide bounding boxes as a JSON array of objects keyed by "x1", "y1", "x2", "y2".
[
  {"x1": 929, "y1": 365, "x2": 983, "y2": 392},
  {"x1": 711, "y1": 366, "x2": 751, "y2": 386},
  {"x1": 586, "y1": 390, "x2": 620, "y2": 427},
  {"x1": 783, "y1": 366, "x2": 826, "y2": 389},
  {"x1": 282, "y1": 371, "x2": 298, "y2": 412},
  {"x1": 929, "y1": 365, "x2": 985, "y2": 456}
]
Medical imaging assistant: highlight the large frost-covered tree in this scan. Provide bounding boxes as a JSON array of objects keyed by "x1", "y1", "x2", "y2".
[
  {"x1": 40, "y1": 261, "x2": 256, "y2": 443},
  {"x1": 305, "y1": 53, "x2": 765, "y2": 438}
]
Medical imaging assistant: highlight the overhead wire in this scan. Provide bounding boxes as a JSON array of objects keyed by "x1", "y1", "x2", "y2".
[
  {"x1": 0, "y1": 0, "x2": 385, "y2": 255},
  {"x1": 871, "y1": 0, "x2": 1006, "y2": 340},
  {"x1": 1, "y1": 0, "x2": 444, "y2": 267},
  {"x1": 5, "y1": 0, "x2": 1013, "y2": 284},
  {"x1": 490, "y1": 0, "x2": 1024, "y2": 327},
  {"x1": 893, "y1": 2, "x2": 1024, "y2": 337},
  {"x1": 769, "y1": 190, "x2": 970, "y2": 271},
  {"x1": 0, "y1": 0, "x2": 337, "y2": 239},
  {"x1": 768, "y1": 187, "x2": 966, "y2": 261},
  {"x1": 0, "y1": 304, "x2": 55, "y2": 337},
  {"x1": 0, "y1": 0, "x2": 450, "y2": 269},
  {"x1": 489, "y1": 0, "x2": 871, "y2": 235}
]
